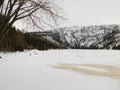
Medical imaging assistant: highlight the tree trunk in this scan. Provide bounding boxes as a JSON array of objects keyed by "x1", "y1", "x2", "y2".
[{"x1": 0, "y1": 23, "x2": 11, "y2": 47}]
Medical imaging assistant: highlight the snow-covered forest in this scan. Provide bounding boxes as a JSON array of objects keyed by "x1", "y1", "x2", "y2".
[{"x1": 28, "y1": 24, "x2": 120, "y2": 49}]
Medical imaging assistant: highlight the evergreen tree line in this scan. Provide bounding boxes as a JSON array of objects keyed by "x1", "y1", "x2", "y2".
[{"x1": 0, "y1": 26, "x2": 63, "y2": 52}]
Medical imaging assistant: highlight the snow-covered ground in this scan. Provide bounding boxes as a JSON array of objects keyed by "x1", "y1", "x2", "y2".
[{"x1": 0, "y1": 49, "x2": 120, "y2": 90}]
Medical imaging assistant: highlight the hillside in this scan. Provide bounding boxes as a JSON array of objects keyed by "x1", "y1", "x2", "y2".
[{"x1": 28, "y1": 24, "x2": 120, "y2": 49}]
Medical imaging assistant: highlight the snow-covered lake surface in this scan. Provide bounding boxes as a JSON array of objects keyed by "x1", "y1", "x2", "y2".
[{"x1": 0, "y1": 49, "x2": 120, "y2": 90}]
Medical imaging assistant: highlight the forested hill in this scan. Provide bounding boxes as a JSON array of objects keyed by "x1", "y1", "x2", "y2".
[{"x1": 28, "y1": 24, "x2": 120, "y2": 49}]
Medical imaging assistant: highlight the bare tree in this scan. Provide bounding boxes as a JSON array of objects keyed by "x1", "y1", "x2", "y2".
[{"x1": 0, "y1": 0, "x2": 63, "y2": 46}]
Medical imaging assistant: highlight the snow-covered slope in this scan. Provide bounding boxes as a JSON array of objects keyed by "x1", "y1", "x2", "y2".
[
  {"x1": 50, "y1": 25, "x2": 120, "y2": 49},
  {"x1": 0, "y1": 50, "x2": 120, "y2": 90},
  {"x1": 29, "y1": 24, "x2": 120, "y2": 49}
]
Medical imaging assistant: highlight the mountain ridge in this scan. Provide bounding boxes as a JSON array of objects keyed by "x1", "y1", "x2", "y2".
[{"x1": 28, "y1": 24, "x2": 120, "y2": 49}]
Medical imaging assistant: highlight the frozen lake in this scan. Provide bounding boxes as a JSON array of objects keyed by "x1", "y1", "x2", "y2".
[{"x1": 0, "y1": 49, "x2": 120, "y2": 90}]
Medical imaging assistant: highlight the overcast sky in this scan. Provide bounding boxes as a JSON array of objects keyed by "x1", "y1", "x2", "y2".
[
  {"x1": 60, "y1": 0, "x2": 120, "y2": 27},
  {"x1": 15, "y1": 0, "x2": 120, "y2": 31}
]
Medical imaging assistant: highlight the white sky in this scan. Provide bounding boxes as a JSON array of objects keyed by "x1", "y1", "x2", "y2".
[
  {"x1": 60, "y1": 0, "x2": 120, "y2": 27},
  {"x1": 15, "y1": 0, "x2": 120, "y2": 31}
]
